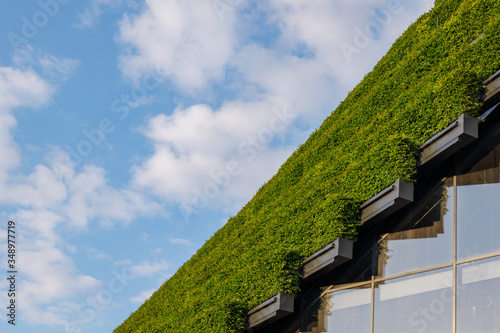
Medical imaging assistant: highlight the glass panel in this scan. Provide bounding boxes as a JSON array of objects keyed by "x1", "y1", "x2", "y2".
[
  {"x1": 300, "y1": 287, "x2": 329, "y2": 333},
  {"x1": 374, "y1": 267, "x2": 453, "y2": 333},
  {"x1": 457, "y1": 144, "x2": 500, "y2": 260},
  {"x1": 457, "y1": 255, "x2": 500, "y2": 332},
  {"x1": 377, "y1": 180, "x2": 453, "y2": 277},
  {"x1": 322, "y1": 285, "x2": 371, "y2": 333}
]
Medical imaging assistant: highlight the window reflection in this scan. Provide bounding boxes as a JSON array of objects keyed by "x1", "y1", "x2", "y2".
[
  {"x1": 457, "y1": 143, "x2": 500, "y2": 260},
  {"x1": 377, "y1": 180, "x2": 453, "y2": 277},
  {"x1": 374, "y1": 268, "x2": 453, "y2": 333},
  {"x1": 457, "y1": 256, "x2": 500, "y2": 332},
  {"x1": 324, "y1": 286, "x2": 371, "y2": 333}
]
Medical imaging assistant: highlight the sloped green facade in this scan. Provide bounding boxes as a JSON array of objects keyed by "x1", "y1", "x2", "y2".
[{"x1": 115, "y1": 1, "x2": 500, "y2": 331}]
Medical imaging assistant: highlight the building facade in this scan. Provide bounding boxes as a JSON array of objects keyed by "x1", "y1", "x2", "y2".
[{"x1": 251, "y1": 73, "x2": 500, "y2": 333}]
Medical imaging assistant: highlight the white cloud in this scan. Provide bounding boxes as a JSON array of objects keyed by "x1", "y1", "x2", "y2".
[
  {"x1": 0, "y1": 65, "x2": 53, "y2": 184},
  {"x1": 129, "y1": 289, "x2": 156, "y2": 303},
  {"x1": 2, "y1": 209, "x2": 103, "y2": 329},
  {"x1": 0, "y1": 66, "x2": 53, "y2": 111},
  {"x1": 268, "y1": 0, "x2": 435, "y2": 85},
  {"x1": 16, "y1": 302, "x2": 81, "y2": 329},
  {"x1": 63, "y1": 164, "x2": 163, "y2": 229},
  {"x1": 114, "y1": 259, "x2": 133, "y2": 267},
  {"x1": 232, "y1": 46, "x2": 339, "y2": 125},
  {"x1": 0, "y1": 60, "x2": 164, "y2": 329},
  {"x1": 3, "y1": 165, "x2": 67, "y2": 209},
  {"x1": 2, "y1": 213, "x2": 101, "y2": 327},
  {"x1": 0, "y1": 113, "x2": 21, "y2": 183},
  {"x1": 19, "y1": 244, "x2": 101, "y2": 304},
  {"x1": 114, "y1": 0, "x2": 433, "y2": 122},
  {"x1": 0, "y1": 161, "x2": 161, "y2": 329},
  {"x1": 12, "y1": 47, "x2": 81, "y2": 83},
  {"x1": 0, "y1": 66, "x2": 84, "y2": 328},
  {"x1": 84, "y1": 247, "x2": 112, "y2": 260},
  {"x1": 141, "y1": 232, "x2": 151, "y2": 242},
  {"x1": 169, "y1": 238, "x2": 193, "y2": 246},
  {"x1": 132, "y1": 98, "x2": 296, "y2": 209},
  {"x1": 1, "y1": 153, "x2": 162, "y2": 230},
  {"x1": 14, "y1": 209, "x2": 64, "y2": 243},
  {"x1": 39, "y1": 55, "x2": 81, "y2": 81},
  {"x1": 118, "y1": 0, "x2": 236, "y2": 90},
  {"x1": 74, "y1": 0, "x2": 129, "y2": 29},
  {"x1": 0, "y1": 228, "x2": 6, "y2": 243},
  {"x1": 224, "y1": 0, "x2": 436, "y2": 129},
  {"x1": 129, "y1": 260, "x2": 170, "y2": 278}
]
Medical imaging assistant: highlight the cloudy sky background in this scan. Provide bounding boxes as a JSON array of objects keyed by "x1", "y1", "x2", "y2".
[{"x1": 0, "y1": 0, "x2": 434, "y2": 332}]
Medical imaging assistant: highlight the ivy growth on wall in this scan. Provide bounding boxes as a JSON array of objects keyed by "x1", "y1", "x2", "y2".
[{"x1": 115, "y1": 1, "x2": 500, "y2": 332}]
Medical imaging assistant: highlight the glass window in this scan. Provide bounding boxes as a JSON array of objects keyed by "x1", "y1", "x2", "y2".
[
  {"x1": 457, "y1": 144, "x2": 500, "y2": 260},
  {"x1": 374, "y1": 267, "x2": 453, "y2": 333},
  {"x1": 324, "y1": 285, "x2": 371, "y2": 333},
  {"x1": 457, "y1": 255, "x2": 500, "y2": 332},
  {"x1": 377, "y1": 180, "x2": 453, "y2": 277}
]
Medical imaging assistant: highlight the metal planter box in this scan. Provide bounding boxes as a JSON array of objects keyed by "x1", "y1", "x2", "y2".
[
  {"x1": 302, "y1": 237, "x2": 353, "y2": 280},
  {"x1": 418, "y1": 113, "x2": 478, "y2": 167},
  {"x1": 247, "y1": 292, "x2": 294, "y2": 329},
  {"x1": 360, "y1": 178, "x2": 414, "y2": 225}
]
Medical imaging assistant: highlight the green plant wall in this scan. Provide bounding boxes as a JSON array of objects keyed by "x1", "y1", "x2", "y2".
[{"x1": 115, "y1": 0, "x2": 500, "y2": 331}]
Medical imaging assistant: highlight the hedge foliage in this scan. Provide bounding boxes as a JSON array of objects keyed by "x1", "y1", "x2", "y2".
[{"x1": 115, "y1": 1, "x2": 500, "y2": 332}]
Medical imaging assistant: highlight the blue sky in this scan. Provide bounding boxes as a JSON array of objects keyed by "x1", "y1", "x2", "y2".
[{"x1": 0, "y1": 0, "x2": 434, "y2": 332}]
